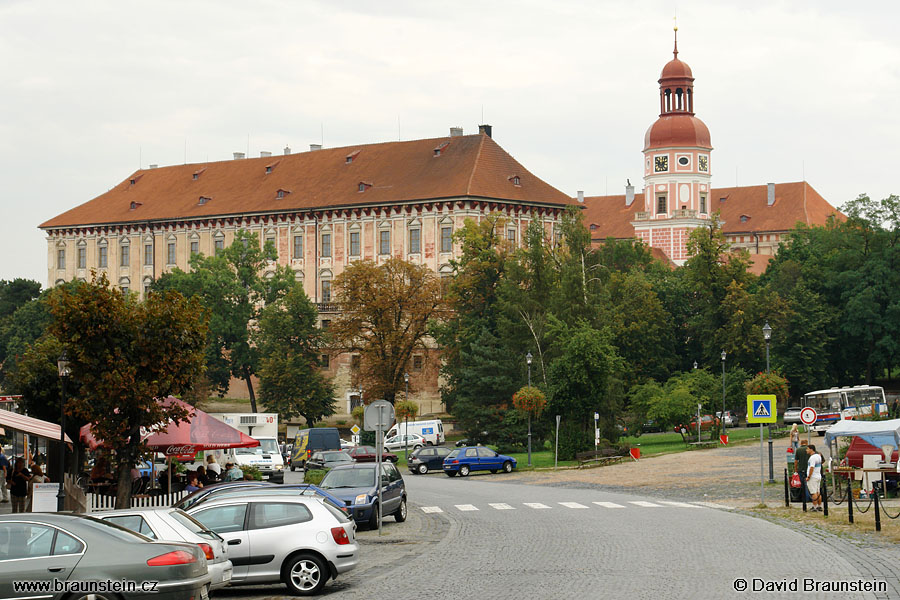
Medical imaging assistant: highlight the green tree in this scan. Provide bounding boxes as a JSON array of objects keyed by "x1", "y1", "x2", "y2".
[
  {"x1": 45, "y1": 272, "x2": 208, "y2": 508},
  {"x1": 153, "y1": 230, "x2": 295, "y2": 410},
  {"x1": 0, "y1": 290, "x2": 52, "y2": 388},
  {"x1": 256, "y1": 285, "x2": 335, "y2": 426},
  {"x1": 0, "y1": 278, "x2": 41, "y2": 318},
  {"x1": 745, "y1": 371, "x2": 790, "y2": 409}
]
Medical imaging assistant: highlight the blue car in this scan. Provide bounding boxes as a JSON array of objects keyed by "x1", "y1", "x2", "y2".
[
  {"x1": 318, "y1": 463, "x2": 407, "y2": 528},
  {"x1": 443, "y1": 446, "x2": 517, "y2": 477}
]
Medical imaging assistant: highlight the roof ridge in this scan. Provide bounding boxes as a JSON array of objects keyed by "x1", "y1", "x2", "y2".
[{"x1": 466, "y1": 134, "x2": 487, "y2": 196}]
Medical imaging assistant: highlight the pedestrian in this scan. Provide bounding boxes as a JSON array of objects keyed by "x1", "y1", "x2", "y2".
[
  {"x1": 0, "y1": 446, "x2": 10, "y2": 504},
  {"x1": 790, "y1": 424, "x2": 800, "y2": 451},
  {"x1": 9, "y1": 458, "x2": 31, "y2": 513},
  {"x1": 205, "y1": 454, "x2": 222, "y2": 478},
  {"x1": 27, "y1": 464, "x2": 49, "y2": 512},
  {"x1": 793, "y1": 443, "x2": 812, "y2": 504},
  {"x1": 806, "y1": 445, "x2": 823, "y2": 512},
  {"x1": 892, "y1": 399, "x2": 899, "y2": 420},
  {"x1": 222, "y1": 462, "x2": 243, "y2": 482}
]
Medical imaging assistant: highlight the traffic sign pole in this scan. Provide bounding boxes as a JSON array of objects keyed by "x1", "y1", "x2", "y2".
[{"x1": 747, "y1": 395, "x2": 777, "y2": 507}]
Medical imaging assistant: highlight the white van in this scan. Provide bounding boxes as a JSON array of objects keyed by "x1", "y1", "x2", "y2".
[{"x1": 387, "y1": 419, "x2": 445, "y2": 446}]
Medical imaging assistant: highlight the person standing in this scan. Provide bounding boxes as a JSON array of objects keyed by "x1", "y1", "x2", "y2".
[
  {"x1": 0, "y1": 447, "x2": 9, "y2": 503},
  {"x1": 806, "y1": 445, "x2": 823, "y2": 512},
  {"x1": 9, "y1": 458, "x2": 31, "y2": 513},
  {"x1": 789, "y1": 424, "x2": 800, "y2": 451},
  {"x1": 27, "y1": 465, "x2": 49, "y2": 512}
]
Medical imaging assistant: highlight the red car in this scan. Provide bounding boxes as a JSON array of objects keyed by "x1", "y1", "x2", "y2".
[
  {"x1": 688, "y1": 415, "x2": 719, "y2": 432},
  {"x1": 346, "y1": 445, "x2": 399, "y2": 463}
]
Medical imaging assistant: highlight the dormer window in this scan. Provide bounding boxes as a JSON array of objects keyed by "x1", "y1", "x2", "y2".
[
  {"x1": 265, "y1": 166, "x2": 272, "y2": 174},
  {"x1": 740, "y1": 214, "x2": 750, "y2": 223},
  {"x1": 129, "y1": 174, "x2": 143, "y2": 187},
  {"x1": 434, "y1": 142, "x2": 449, "y2": 157},
  {"x1": 130, "y1": 178, "x2": 136, "y2": 185},
  {"x1": 276, "y1": 189, "x2": 291, "y2": 199},
  {"x1": 590, "y1": 224, "x2": 597, "y2": 231},
  {"x1": 198, "y1": 196, "x2": 211, "y2": 206},
  {"x1": 129, "y1": 201, "x2": 142, "y2": 210},
  {"x1": 358, "y1": 181, "x2": 372, "y2": 193},
  {"x1": 346, "y1": 150, "x2": 360, "y2": 164},
  {"x1": 509, "y1": 175, "x2": 521, "y2": 186},
  {"x1": 264, "y1": 161, "x2": 279, "y2": 174},
  {"x1": 192, "y1": 168, "x2": 205, "y2": 181}
]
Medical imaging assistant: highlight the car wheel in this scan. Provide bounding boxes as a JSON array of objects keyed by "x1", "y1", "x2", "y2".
[
  {"x1": 390, "y1": 456, "x2": 399, "y2": 463},
  {"x1": 414, "y1": 444, "x2": 424, "y2": 450},
  {"x1": 502, "y1": 461, "x2": 513, "y2": 473},
  {"x1": 71, "y1": 595, "x2": 121, "y2": 600},
  {"x1": 417, "y1": 463, "x2": 428, "y2": 475},
  {"x1": 426, "y1": 441, "x2": 434, "y2": 446},
  {"x1": 394, "y1": 497, "x2": 407, "y2": 522},
  {"x1": 368, "y1": 502, "x2": 380, "y2": 529},
  {"x1": 459, "y1": 465, "x2": 470, "y2": 477},
  {"x1": 283, "y1": 552, "x2": 328, "y2": 596}
]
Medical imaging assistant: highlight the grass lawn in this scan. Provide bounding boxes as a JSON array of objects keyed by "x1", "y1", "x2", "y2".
[{"x1": 623, "y1": 426, "x2": 774, "y2": 457}]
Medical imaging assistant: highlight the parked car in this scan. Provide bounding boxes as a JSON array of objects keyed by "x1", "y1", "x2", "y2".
[
  {"x1": 384, "y1": 433, "x2": 426, "y2": 452},
  {"x1": 454, "y1": 438, "x2": 470, "y2": 447},
  {"x1": 96, "y1": 507, "x2": 233, "y2": 590},
  {"x1": 340, "y1": 439, "x2": 356, "y2": 450},
  {"x1": 306, "y1": 451, "x2": 355, "y2": 471},
  {"x1": 188, "y1": 494, "x2": 358, "y2": 596},
  {"x1": 443, "y1": 447, "x2": 517, "y2": 477},
  {"x1": 346, "y1": 445, "x2": 399, "y2": 463},
  {"x1": 174, "y1": 481, "x2": 349, "y2": 516},
  {"x1": 715, "y1": 411, "x2": 739, "y2": 428},
  {"x1": 318, "y1": 463, "x2": 407, "y2": 528},
  {"x1": 783, "y1": 407, "x2": 803, "y2": 425},
  {"x1": 291, "y1": 427, "x2": 341, "y2": 471},
  {"x1": 0, "y1": 513, "x2": 210, "y2": 600},
  {"x1": 408, "y1": 445, "x2": 452, "y2": 474},
  {"x1": 641, "y1": 420, "x2": 663, "y2": 433},
  {"x1": 687, "y1": 415, "x2": 719, "y2": 432}
]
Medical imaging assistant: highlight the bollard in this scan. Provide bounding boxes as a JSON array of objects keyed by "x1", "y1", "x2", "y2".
[
  {"x1": 848, "y1": 479, "x2": 853, "y2": 524},
  {"x1": 768, "y1": 439, "x2": 774, "y2": 483},
  {"x1": 874, "y1": 489, "x2": 881, "y2": 532},
  {"x1": 784, "y1": 468, "x2": 790, "y2": 507},
  {"x1": 822, "y1": 477, "x2": 828, "y2": 517}
]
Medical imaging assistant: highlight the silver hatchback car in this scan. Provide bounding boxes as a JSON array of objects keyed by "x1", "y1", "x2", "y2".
[
  {"x1": 97, "y1": 507, "x2": 233, "y2": 590},
  {"x1": 187, "y1": 494, "x2": 359, "y2": 596}
]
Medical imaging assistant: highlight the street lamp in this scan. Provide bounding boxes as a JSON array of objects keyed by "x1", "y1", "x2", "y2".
[
  {"x1": 762, "y1": 322, "x2": 772, "y2": 374},
  {"x1": 57, "y1": 349, "x2": 71, "y2": 512},
  {"x1": 526, "y1": 352, "x2": 533, "y2": 467},
  {"x1": 403, "y1": 372, "x2": 410, "y2": 461},
  {"x1": 721, "y1": 350, "x2": 727, "y2": 434},
  {"x1": 693, "y1": 361, "x2": 698, "y2": 370}
]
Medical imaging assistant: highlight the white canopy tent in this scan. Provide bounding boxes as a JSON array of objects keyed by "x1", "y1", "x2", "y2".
[{"x1": 824, "y1": 418, "x2": 900, "y2": 450}]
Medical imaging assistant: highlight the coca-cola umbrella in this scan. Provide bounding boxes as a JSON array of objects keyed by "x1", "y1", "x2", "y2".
[{"x1": 80, "y1": 396, "x2": 259, "y2": 491}]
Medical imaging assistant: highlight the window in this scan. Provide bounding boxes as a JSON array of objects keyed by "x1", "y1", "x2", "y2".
[
  {"x1": 700, "y1": 194, "x2": 707, "y2": 214},
  {"x1": 321, "y1": 233, "x2": 332, "y2": 258},
  {"x1": 409, "y1": 229, "x2": 421, "y2": 253},
  {"x1": 321, "y1": 280, "x2": 332, "y2": 303},
  {"x1": 103, "y1": 515, "x2": 156, "y2": 539},
  {"x1": 143, "y1": 281, "x2": 152, "y2": 296},
  {"x1": 250, "y1": 502, "x2": 312, "y2": 530},
  {"x1": 77, "y1": 247, "x2": 86, "y2": 269},
  {"x1": 120, "y1": 284, "x2": 129, "y2": 294},
  {"x1": 144, "y1": 244, "x2": 153, "y2": 266},
  {"x1": 740, "y1": 215, "x2": 749, "y2": 223},
  {"x1": 53, "y1": 531, "x2": 84, "y2": 555},
  {"x1": 349, "y1": 231, "x2": 360, "y2": 257},
  {"x1": 321, "y1": 319, "x2": 331, "y2": 330},
  {"x1": 293, "y1": 235, "x2": 303, "y2": 259},
  {"x1": 0, "y1": 523, "x2": 57, "y2": 560},
  {"x1": 413, "y1": 355, "x2": 423, "y2": 370},
  {"x1": 214, "y1": 238, "x2": 224, "y2": 255},
  {"x1": 120, "y1": 245, "x2": 130, "y2": 267},
  {"x1": 57, "y1": 248, "x2": 65, "y2": 269},
  {"x1": 276, "y1": 190, "x2": 284, "y2": 199},
  {"x1": 507, "y1": 228, "x2": 516, "y2": 243},
  {"x1": 190, "y1": 241, "x2": 199, "y2": 255},
  {"x1": 320, "y1": 354, "x2": 330, "y2": 368},
  {"x1": 379, "y1": 230, "x2": 390, "y2": 255},
  {"x1": 351, "y1": 354, "x2": 361, "y2": 369},
  {"x1": 657, "y1": 195, "x2": 667, "y2": 214},
  {"x1": 440, "y1": 227, "x2": 453, "y2": 253},
  {"x1": 98, "y1": 246, "x2": 108, "y2": 268},
  {"x1": 358, "y1": 183, "x2": 366, "y2": 192},
  {"x1": 192, "y1": 504, "x2": 248, "y2": 534},
  {"x1": 167, "y1": 242, "x2": 176, "y2": 265}
]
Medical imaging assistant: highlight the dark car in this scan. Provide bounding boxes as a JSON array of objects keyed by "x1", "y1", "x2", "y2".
[
  {"x1": 306, "y1": 451, "x2": 355, "y2": 471},
  {"x1": 173, "y1": 480, "x2": 349, "y2": 515},
  {"x1": 443, "y1": 446, "x2": 517, "y2": 477},
  {"x1": 408, "y1": 445, "x2": 452, "y2": 474},
  {"x1": 291, "y1": 427, "x2": 341, "y2": 471},
  {"x1": 318, "y1": 463, "x2": 407, "y2": 528},
  {"x1": 0, "y1": 513, "x2": 210, "y2": 600},
  {"x1": 346, "y1": 445, "x2": 399, "y2": 463}
]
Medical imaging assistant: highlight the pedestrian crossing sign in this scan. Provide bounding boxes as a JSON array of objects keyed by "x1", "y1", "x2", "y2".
[{"x1": 746, "y1": 394, "x2": 777, "y2": 424}]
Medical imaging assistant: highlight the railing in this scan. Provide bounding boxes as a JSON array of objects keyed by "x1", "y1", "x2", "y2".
[
  {"x1": 673, "y1": 209, "x2": 698, "y2": 219},
  {"x1": 634, "y1": 211, "x2": 650, "y2": 221},
  {"x1": 315, "y1": 302, "x2": 340, "y2": 313},
  {"x1": 87, "y1": 490, "x2": 189, "y2": 512}
]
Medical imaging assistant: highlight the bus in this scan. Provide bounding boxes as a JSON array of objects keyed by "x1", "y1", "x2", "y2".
[{"x1": 801, "y1": 385, "x2": 888, "y2": 435}]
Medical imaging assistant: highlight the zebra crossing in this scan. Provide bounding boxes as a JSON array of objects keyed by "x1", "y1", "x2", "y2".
[{"x1": 418, "y1": 499, "x2": 711, "y2": 513}]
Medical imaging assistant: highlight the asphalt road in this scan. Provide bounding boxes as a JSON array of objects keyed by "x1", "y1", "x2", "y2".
[{"x1": 210, "y1": 466, "x2": 890, "y2": 599}]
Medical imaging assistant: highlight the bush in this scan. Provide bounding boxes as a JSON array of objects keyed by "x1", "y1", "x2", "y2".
[
  {"x1": 303, "y1": 469, "x2": 326, "y2": 485},
  {"x1": 240, "y1": 464, "x2": 264, "y2": 481},
  {"x1": 557, "y1": 422, "x2": 593, "y2": 461}
]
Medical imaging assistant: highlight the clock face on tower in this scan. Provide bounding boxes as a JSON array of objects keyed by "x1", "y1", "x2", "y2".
[
  {"x1": 698, "y1": 155, "x2": 709, "y2": 172},
  {"x1": 654, "y1": 155, "x2": 668, "y2": 172}
]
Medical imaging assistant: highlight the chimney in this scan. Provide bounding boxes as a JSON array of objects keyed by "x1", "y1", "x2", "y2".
[
  {"x1": 478, "y1": 124, "x2": 492, "y2": 138},
  {"x1": 767, "y1": 183, "x2": 775, "y2": 206},
  {"x1": 450, "y1": 126, "x2": 464, "y2": 137},
  {"x1": 577, "y1": 190, "x2": 584, "y2": 203},
  {"x1": 148, "y1": 164, "x2": 158, "y2": 169},
  {"x1": 283, "y1": 145, "x2": 292, "y2": 155},
  {"x1": 233, "y1": 152, "x2": 245, "y2": 160},
  {"x1": 625, "y1": 179, "x2": 635, "y2": 206},
  {"x1": 260, "y1": 151, "x2": 272, "y2": 158},
  {"x1": 309, "y1": 144, "x2": 322, "y2": 151}
]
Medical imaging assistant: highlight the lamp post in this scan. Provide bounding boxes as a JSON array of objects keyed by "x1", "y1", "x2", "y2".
[
  {"x1": 526, "y1": 352, "x2": 532, "y2": 467},
  {"x1": 693, "y1": 361, "x2": 698, "y2": 370},
  {"x1": 721, "y1": 350, "x2": 727, "y2": 435},
  {"x1": 762, "y1": 322, "x2": 774, "y2": 483},
  {"x1": 762, "y1": 322, "x2": 772, "y2": 374},
  {"x1": 57, "y1": 349, "x2": 71, "y2": 512},
  {"x1": 403, "y1": 372, "x2": 410, "y2": 461}
]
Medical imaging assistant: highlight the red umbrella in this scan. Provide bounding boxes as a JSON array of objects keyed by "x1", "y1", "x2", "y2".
[{"x1": 79, "y1": 396, "x2": 259, "y2": 455}]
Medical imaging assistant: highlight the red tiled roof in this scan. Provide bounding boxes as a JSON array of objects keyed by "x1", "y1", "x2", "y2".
[
  {"x1": 583, "y1": 181, "x2": 843, "y2": 240},
  {"x1": 746, "y1": 253, "x2": 774, "y2": 276},
  {"x1": 40, "y1": 134, "x2": 575, "y2": 229}
]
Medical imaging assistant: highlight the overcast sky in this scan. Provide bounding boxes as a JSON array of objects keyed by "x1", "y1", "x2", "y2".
[{"x1": 2, "y1": 1, "x2": 897, "y2": 286}]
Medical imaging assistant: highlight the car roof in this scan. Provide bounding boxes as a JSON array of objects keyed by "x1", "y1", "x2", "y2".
[{"x1": 189, "y1": 493, "x2": 323, "y2": 507}]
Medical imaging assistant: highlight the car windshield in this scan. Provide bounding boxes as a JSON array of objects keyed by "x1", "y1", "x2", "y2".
[
  {"x1": 236, "y1": 439, "x2": 280, "y2": 455},
  {"x1": 81, "y1": 515, "x2": 152, "y2": 542},
  {"x1": 168, "y1": 509, "x2": 221, "y2": 541},
  {"x1": 320, "y1": 468, "x2": 375, "y2": 489},
  {"x1": 322, "y1": 452, "x2": 351, "y2": 461},
  {"x1": 447, "y1": 449, "x2": 460, "y2": 459}
]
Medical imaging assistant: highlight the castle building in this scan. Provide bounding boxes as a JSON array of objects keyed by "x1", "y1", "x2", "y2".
[
  {"x1": 39, "y1": 127, "x2": 574, "y2": 416},
  {"x1": 582, "y1": 32, "x2": 842, "y2": 270}
]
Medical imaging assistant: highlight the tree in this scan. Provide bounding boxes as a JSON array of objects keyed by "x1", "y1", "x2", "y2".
[
  {"x1": 331, "y1": 258, "x2": 448, "y2": 403},
  {"x1": 0, "y1": 278, "x2": 41, "y2": 319},
  {"x1": 46, "y1": 272, "x2": 208, "y2": 508},
  {"x1": 0, "y1": 290, "x2": 52, "y2": 388},
  {"x1": 153, "y1": 230, "x2": 295, "y2": 411},
  {"x1": 256, "y1": 285, "x2": 335, "y2": 426},
  {"x1": 745, "y1": 371, "x2": 790, "y2": 409}
]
